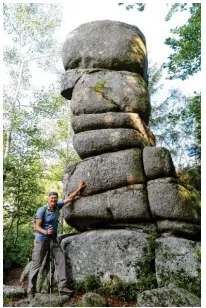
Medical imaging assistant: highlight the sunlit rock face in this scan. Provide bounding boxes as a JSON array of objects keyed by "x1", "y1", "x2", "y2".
[
  {"x1": 62, "y1": 20, "x2": 148, "y2": 82},
  {"x1": 60, "y1": 20, "x2": 201, "y2": 302}
]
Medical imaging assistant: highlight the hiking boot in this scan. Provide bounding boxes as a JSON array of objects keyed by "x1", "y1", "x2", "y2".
[{"x1": 59, "y1": 288, "x2": 74, "y2": 296}]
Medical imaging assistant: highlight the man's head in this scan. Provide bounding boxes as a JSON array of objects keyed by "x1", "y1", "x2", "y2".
[{"x1": 48, "y1": 192, "x2": 58, "y2": 210}]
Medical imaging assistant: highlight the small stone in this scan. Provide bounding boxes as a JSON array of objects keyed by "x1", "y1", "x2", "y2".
[
  {"x1": 80, "y1": 292, "x2": 109, "y2": 307},
  {"x1": 3, "y1": 285, "x2": 26, "y2": 300}
]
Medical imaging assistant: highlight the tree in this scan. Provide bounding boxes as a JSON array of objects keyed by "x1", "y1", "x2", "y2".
[
  {"x1": 118, "y1": 3, "x2": 145, "y2": 11},
  {"x1": 117, "y1": 3, "x2": 201, "y2": 80},
  {"x1": 164, "y1": 3, "x2": 201, "y2": 80},
  {"x1": 3, "y1": 3, "x2": 62, "y2": 176}
]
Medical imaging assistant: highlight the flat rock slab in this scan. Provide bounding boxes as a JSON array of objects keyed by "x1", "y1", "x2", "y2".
[
  {"x1": 143, "y1": 146, "x2": 176, "y2": 180},
  {"x1": 69, "y1": 70, "x2": 150, "y2": 124},
  {"x1": 147, "y1": 178, "x2": 201, "y2": 224},
  {"x1": 62, "y1": 20, "x2": 148, "y2": 80},
  {"x1": 157, "y1": 220, "x2": 201, "y2": 241},
  {"x1": 63, "y1": 184, "x2": 151, "y2": 230},
  {"x1": 61, "y1": 229, "x2": 153, "y2": 283},
  {"x1": 71, "y1": 113, "x2": 155, "y2": 147},
  {"x1": 136, "y1": 286, "x2": 201, "y2": 307},
  {"x1": 29, "y1": 294, "x2": 69, "y2": 307},
  {"x1": 3, "y1": 285, "x2": 26, "y2": 300},
  {"x1": 63, "y1": 148, "x2": 146, "y2": 197},
  {"x1": 73, "y1": 128, "x2": 149, "y2": 158},
  {"x1": 155, "y1": 236, "x2": 201, "y2": 295}
]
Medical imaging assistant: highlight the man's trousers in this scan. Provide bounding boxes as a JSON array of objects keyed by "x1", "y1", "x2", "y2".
[{"x1": 28, "y1": 238, "x2": 68, "y2": 294}]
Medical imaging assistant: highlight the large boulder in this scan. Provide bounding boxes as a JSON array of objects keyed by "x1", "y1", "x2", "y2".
[
  {"x1": 63, "y1": 148, "x2": 146, "y2": 197},
  {"x1": 136, "y1": 286, "x2": 201, "y2": 307},
  {"x1": 71, "y1": 112, "x2": 155, "y2": 145},
  {"x1": 62, "y1": 20, "x2": 148, "y2": 81},
  {"x1": 73, "y1": 128, "x2": 149, "y2": 158},
  {"x1": 69, "y1": 70, "x2": 150, "y2": 124},
  {"x1": 143, "y1": 146, "x2": 176, "y2": 180},
  {"x1": 155, "y1": 236, "x2": 201, "y2": 296},
  {"x1": 147, "y1": 178, "x2": 201, "y2": 224},
  {"x1": 61, "y1": 229, "x2": 154, "y2": 283},
  {"x1": 63, "y1": 184, "x2": 151, "y2": 230}
]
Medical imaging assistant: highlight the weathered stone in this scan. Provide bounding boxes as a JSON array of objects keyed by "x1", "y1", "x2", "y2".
[
  {"x1": 136, "y1": 286, "x2": 201, "y2": 307},
  {"x1": 63, "y1": 148, "x2": 146, "y2": 197},
  {"x1": 61, "y1": 230, "x2": 153, "y2": 283},
  {"x1": 155, "y1": 236, "x2": 201, "y2": 296},
  {"x1": 63, "y1": 184, "x2": 151, "y2": 230},
  {"x1": 143, "y1": 146, "x2": 176, "y2": 180},
  {"x1": 61, "y1": 69, "x2": 100, "y2": 100},
  {"x1": 72, "y1": 112, "x2": 155, "y2": 145},
  {"x1": 62, "y1": 20, "x2": 148, "y2": 81},
  {"x1": 73, "y1": 128, "x2": 149, "y2": 158},
  {"x1": 69, "y1": 70, "x2": 150, "y2": 124},
  {"x1": 147, "y1": 178, "x2": 201, "y2": 224},
  {"x1": 29, "y1": 294, "x2": 69, "y2": 307},
  {"x1": 79, "y1": 292, "x2": 109, "y2": 307},
  {"x1": 157, "y1": 220, "x2": 201, "y2": 240},
  {"x1": 3, "y1": 285, "x2": 26, "y2": 300}
]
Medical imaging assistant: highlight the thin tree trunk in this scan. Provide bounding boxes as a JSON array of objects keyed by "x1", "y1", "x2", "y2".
[{"x1": 4, "y1": 61, "x2": 24, "y2": 173}]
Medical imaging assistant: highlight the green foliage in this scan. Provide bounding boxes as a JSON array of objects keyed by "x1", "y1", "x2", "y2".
[
  {"x1": 150, "y1": 89, "x2": 201, "y2": 170},
  {"x1": 164, "y1": 3, "x2": 201, "y2": 80},
  {"x1": 3, "y1": 224, "x2": 34, "y2": 268},
  {"x1": 118, "y1": 3, "x2": 145, "y2": 11},
  {"x1": 72, "y1": 274, "x2": 157, "y2": 301},
  {"x1": 3, "y1": 4, "x2": 79, "y2": 270}
]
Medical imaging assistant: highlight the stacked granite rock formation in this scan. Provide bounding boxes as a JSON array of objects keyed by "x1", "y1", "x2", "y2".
[{"x1": 60, "y1": 21, "x2": 201, "y2": 306}]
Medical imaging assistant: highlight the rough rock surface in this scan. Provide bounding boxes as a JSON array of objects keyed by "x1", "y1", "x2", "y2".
[
  {"x1": 143, "y1": 146, "x2": 176, "y2": 180},
  {"x1": 73, "y1": 128, "x2": 149, "y2": 158},
  {"x1": 70, "y1": 70, "x2": 150, "y2": 124},
  {"x1": 62, "y1": 20, "x2": 148, "y2": 80},
  {"x1": 147, "y1": 178, "x2": 201, "y2": 223},
  {"x1": 79, "y1": 292, "x2": 109, "y2": 307},
  {"x1": 29, "y1": 294, "x2": 69, "y2": 307},
  {"x1": 136, "y1": 286, "x2": 201, "y2": 307},
  {"x1": 3, "y1": 285, "x2": 26, "y2": 300},
  {"x1": 157, "y1": 220, "x2": 201, "y2": 240},
  {"x1": 61, "y1": 229, "x2": 153, "y2": 283},
  {"x1": 72, "y1": 112, "x2": 155, "y2": 145},
  {"x1": 63, "y1": 184, "x2": 151, "y2": 230},
  {"x1": 61, "y1": 69, "x2": 96, "y2": 100},
  {"x1": 63, "y1": 148, "x2": 146, "y2": 197},
  {"x1": 155, "y1": 236, "x2": 201, "y2": 294}
]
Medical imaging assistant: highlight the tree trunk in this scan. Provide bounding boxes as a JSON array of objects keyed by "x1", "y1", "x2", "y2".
[{"x1": 4, "y1": 61, "x2": 24, "y2": 178}]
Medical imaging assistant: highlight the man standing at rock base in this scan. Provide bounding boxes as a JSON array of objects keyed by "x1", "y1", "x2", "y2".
[{"x1": 28, "y1": 180, "x2": 85, "y2": 300}]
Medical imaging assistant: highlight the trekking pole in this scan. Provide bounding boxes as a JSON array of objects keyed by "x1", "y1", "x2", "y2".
[{"x1": 48, "y1": 225, "x2": 53, "y2": 307}]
